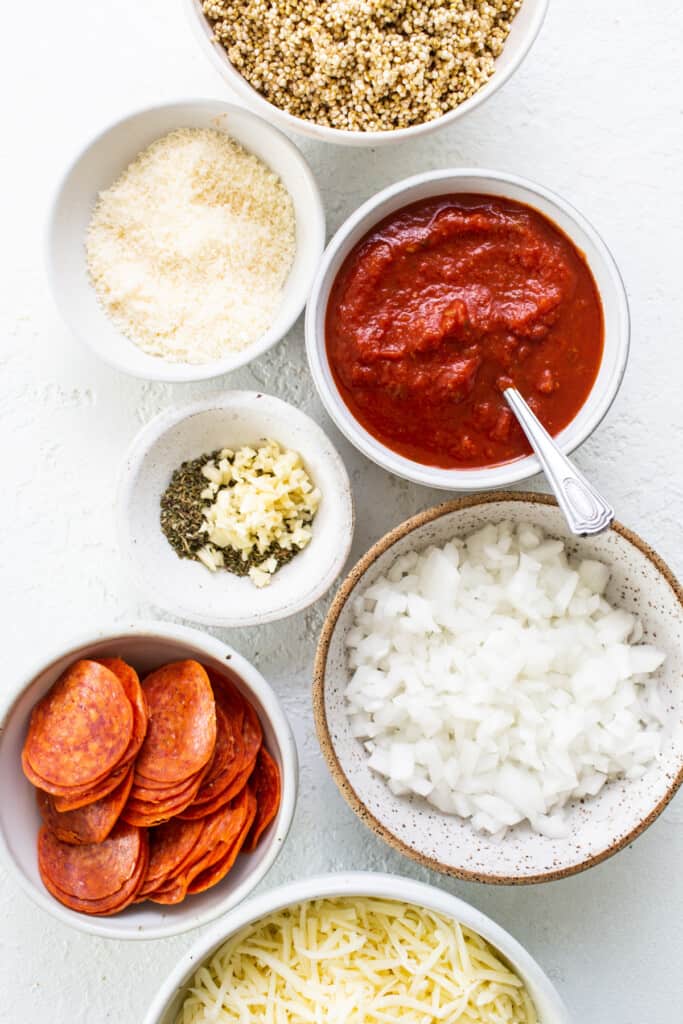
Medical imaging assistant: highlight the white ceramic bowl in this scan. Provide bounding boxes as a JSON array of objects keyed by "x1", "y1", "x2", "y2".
[
  {"x1": 184, "y1": 0, "x2": 549, "y2": 146},
  {"x1": 0, "y1": 621, "x2": 298, "y2": 939},
  {"x1": 143, "y1": 871, "x2": 571, "y2": 1023},
  {"x1": 314, "y1": 493, "x2": 683, "y2": 883},
  {"x1": 118, "y1": 392, "x2": 354, "y2": 626},
  {"x1": 47, "y1": 99, "x2": 325, "y2": 382},
  {"x1": 305, "y1": 169, "x2": 630, "y2": 490}
]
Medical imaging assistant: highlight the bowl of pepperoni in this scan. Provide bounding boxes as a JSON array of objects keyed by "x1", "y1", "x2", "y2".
[
  {"x1": 0, "y1": 621, "x2": 297, "y2": 938},
  {"x1": 306, "y1": 168, "x2": 630, "y2": 490}
]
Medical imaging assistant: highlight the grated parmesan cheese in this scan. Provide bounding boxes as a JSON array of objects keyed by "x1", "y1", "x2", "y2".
[
  {"x1": 86, "y1": 128, "x2": 296, "y2": 364},
  {"x1": 177, "y1": 897, "x2": 537, "y2": 1023}
]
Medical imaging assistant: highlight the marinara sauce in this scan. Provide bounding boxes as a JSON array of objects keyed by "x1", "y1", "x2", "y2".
[{"x1": 325, "y1": 194, "x2": 604, "y2": 468}]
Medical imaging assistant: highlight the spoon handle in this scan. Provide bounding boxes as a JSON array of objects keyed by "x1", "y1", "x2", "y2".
[{"x1": 503, "y1": 387, "x2": 614, "y2": 537}]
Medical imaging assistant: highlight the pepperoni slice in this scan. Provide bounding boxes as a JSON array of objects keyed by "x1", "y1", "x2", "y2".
[
  {"x1": 143, "y1": 877, "x2": 185, "y2": 906},
  {"x1": 40, "y1": 831, "x2": 149, "y2": 917},
  {"x1": 181, "y1": 788, "x2": 255, "y2": 892},
  {"x1": 177, "y1": 763, "x2": 255, "y2": 821},
  {"x1": 38, "y1": 767, "x2": 133, "y2": 845},
  {"x1": 123, "y1": 761, "x2": 213, "y2": 827},
  {"x1": 179, "y1": 676, "x2": 263, "y2": 819},
  {"x1": 23, "y1": 661, "x2": 133, "y2": 792},
  {"x1": 208, "y1": 669, "x2": 248, "y2": 741},
  {"x1": 178, "y1": 718, "x2": 260, "y2": 820},
  {"x1": 38, "y1": 821, "x2": 142, "y2": 902},
  {"x1": 146, "y1": 790, "x2": 252, "y2": 904},
  {"x1": 194, "y1": 705, "x2": 235, "y2": 793},
  {"x1": 76, "y1": 841, "x2": 149, "y2": 916},
  {"x1": 129, "y1": 770, "x2": 200, "y2": 796},
  {"x1": 185, "y1": 717, "x2": 245, "y2": 808},
  {"x1": 121, "y1": 778, "x2": 204, "y2": 828},
  {"x1": 138, "y1": 818, "x2": 203, "y2": 897},
  {"x1": 240, "y1": 698, "x2": 263, "y2": 766},
  {"x1": 130, "y1": 753, "x2": 211, "y2": 803},
  {"x1": 95, "y1": 658, "x2": 148, "y2": 766},
  {"x1": 51, "y1": 760, "x2": 132, "y2": 813},
  {"x1": 187, "y1": 790, "x2": 257, "y2": 895},
  {"x1": 243, "y1": 748, "x2": 281, "y2": 852},
  {"x1": 135, "y1": 661, "x2": 216, "y2": 784}
]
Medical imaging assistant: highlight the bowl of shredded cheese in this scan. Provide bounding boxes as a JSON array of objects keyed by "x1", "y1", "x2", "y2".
[
  {"x1": 47, "y1": 99, "x2": 325, "y2": 381},
  {"x1": 117, "y1": 392, "x2": 354, "y2": 626},
  {"x1": 143, "y1": 872, "x2": 571, "y2": 1024}
]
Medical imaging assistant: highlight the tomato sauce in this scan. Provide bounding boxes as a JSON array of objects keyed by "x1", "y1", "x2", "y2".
[{"x1": 325, "y1": 194, "x2": 604, "y2": 468}]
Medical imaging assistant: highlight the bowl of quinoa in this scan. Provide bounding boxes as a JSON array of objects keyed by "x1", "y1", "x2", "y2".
[{"x1": 184, "y1": 0, "x2": 549, "y2": 145}]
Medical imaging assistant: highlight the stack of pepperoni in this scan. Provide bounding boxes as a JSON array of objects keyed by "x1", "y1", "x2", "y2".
[{"x1": 21, "y1": 657, "x2": 281, "y2": 916}]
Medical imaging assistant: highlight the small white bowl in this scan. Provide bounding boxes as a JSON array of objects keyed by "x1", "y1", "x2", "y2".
[
  {"x1": 314, "y1": 493, "x2": 683, "y2": 883},
  {"x1": 117, "y1": 392, "x2": 354, "y2": 626},
  {"x1": 184, "y1": 0, "x2": 549, "y2": 146},
  {"x1": 47, "y1": 99, "x2": 325, "y2": 382},
  {"x1": 144, "y1": 871, "x2": 571, "y2": 1023},
  {"x1": 0, "y1": 621, "x2": 298, "y2": 940},
  {"x1": 305, "y1": 168, "x2": 630, "y2": 490}
]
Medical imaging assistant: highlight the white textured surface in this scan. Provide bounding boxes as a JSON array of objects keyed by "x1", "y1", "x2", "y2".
[{"x1": 1, "y1": 1, "x2": 682, "y2": 1021}]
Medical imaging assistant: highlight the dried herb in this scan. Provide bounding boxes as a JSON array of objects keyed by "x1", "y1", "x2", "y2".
[{"x1": 160, "y1": 453, "x2": 210, "y2": 560}]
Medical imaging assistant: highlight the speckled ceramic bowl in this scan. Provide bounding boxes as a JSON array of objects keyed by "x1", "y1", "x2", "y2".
[
  {"x1": 118, "y1": 392, "x2": 354, "y2": 626},
  {"x1": 144, "y1": 872, "x2": 571, "y2": 1024},
  {"x1": 314, "y1": 493, "x2": 683, "y2": 883},
  {"x1": 0, "y1": 622, "x2": 298, "y2": 939}
]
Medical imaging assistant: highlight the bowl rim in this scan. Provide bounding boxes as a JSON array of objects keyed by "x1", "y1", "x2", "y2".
[
  {"x1": 313, "y1": 490, "x2": 683, "y2": 884},
  {"x1": 0, "y1": 619, "x2": 299, "y2": 939},
  {"x1": 182, "y1": 0, "x2": 550, "y2": 145},
  {"x1": 142, "y1": 869, "x2": 571, "y2": 1024},
  {"x1": 304, "y1": 167, "x2": 631, "y2": 490},
  {"x1": 116, "y1": 392, "x2": 355, "y2": 627},
  {"x1": 45, "y1": 97, "x2": 325, "y2": 383}
]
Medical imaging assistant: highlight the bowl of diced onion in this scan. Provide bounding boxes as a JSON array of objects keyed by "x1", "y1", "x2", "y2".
[
  {"x1": 314, "y1": 492, "x2": 683, "y2": 883},
  {"x1": 143, "y1": 872, "x2": 571, "y2": 1024}
]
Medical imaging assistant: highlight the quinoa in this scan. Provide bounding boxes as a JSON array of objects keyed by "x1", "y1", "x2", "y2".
[{"x1": 202, "y1": 0, "x2": 522, "y2": 132}]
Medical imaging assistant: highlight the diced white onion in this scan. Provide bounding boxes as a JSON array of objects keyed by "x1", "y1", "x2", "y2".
[{"x1": 344, "y1": 521, "x2": 666, "y2": 837}]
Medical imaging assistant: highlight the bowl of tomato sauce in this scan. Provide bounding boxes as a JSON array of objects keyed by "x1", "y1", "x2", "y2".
[{"x1": 305, "y1": 170, "x2": 629, "y2": 490}]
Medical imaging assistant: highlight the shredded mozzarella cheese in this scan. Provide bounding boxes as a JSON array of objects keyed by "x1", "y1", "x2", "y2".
[{"x1": 177, "y1": 897, "x2": 537, "y2": 1023}]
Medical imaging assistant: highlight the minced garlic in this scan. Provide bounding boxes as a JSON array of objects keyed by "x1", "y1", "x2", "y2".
[{"x1": 161, "y1": 440, "x2": 320, "y2": 587}]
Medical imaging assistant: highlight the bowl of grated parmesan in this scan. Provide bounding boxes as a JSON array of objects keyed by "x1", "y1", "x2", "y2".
[
  {"x1": 117, "y1": 392, "x2": 354, "y2": 626},
  {"x1": 47, "y1": 99, "x2": 325, "y2": 381}
]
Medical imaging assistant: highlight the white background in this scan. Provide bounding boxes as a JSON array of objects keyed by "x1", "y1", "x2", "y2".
[{"x1": 1, "y1": 1, "x2": 682, "y2": 1021}]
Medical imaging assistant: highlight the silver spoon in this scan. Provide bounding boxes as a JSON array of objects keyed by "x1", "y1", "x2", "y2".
[{"x1": 503, "y1": 387, "x2": 614, "y2": 537}]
